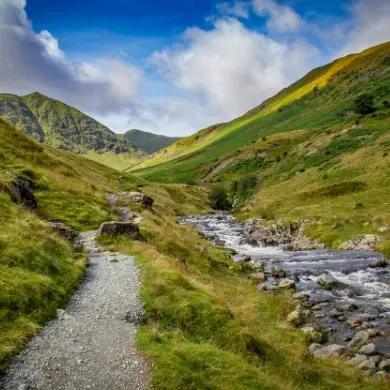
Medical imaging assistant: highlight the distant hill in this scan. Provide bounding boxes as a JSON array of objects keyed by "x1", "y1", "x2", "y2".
[
  {"x1": 0, "y1": 92, "x2": 145, "y2": 170},
  {"x1": 124, "y1": 129, "x2": 181, "y2": 154}
]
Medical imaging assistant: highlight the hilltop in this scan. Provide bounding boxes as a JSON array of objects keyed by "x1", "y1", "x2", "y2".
[
  {"x1": 0, "y1": 92, "x2": 145, "y2": 170},
  {"x1": 124, "y1": 129, "x2": 181, "y2": 154}
]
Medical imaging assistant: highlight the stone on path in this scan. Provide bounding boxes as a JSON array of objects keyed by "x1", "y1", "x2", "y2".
[{"x1": 98, "y1": 221, "x2": 140, "y2": 239}]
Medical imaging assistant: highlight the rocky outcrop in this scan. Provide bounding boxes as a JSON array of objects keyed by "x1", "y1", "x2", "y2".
[
  {"x1": 119, "y1": 192, "x2": 154, "y2": 210},
  {"x1": 98, "y1": 222, "x2": 140, "y2": 239},
  {"x1": 242, "y1": 219, "x2": 325, "y2": 250},
  {"x1": 242, "y1": 220, "x2": 297, "y2": 246},
  {"x1": 48, "y1": 221, "x2": 78, "y2": 241},
  {"x1": 339, "y1": 234, "x2": 383, "y2": 251},
  {"x1": 5, "y1": 172, "x2": 37, "y2": 210},
  {"x1": 291, "y1": 233, "x2": 325, "y2": 251}
]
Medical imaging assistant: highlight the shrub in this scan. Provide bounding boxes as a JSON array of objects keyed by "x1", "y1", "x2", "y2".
[
  {"x1": 236, "y1": 175, "x2": 258, "y2": 200},
  {"x1": 354, "y1": 94, "x2": 376, "y2": 115},
  {"x1": 209, "y1": 186, "x2": 231, "y2": 210}
]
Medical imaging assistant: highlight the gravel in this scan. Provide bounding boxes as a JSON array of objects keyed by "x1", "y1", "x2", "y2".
[{"x1": 0, "y1": 230, "x2": 148, "y2": 390}]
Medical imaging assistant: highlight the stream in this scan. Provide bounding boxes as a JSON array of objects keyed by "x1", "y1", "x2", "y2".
[{"x1": 179, "y1": 213, "x2": 390, "y2": 356}]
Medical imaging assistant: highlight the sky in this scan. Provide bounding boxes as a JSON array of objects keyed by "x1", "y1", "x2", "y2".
[{"x1": 0, "y1": 0, "x2": 390, "y2": 136}]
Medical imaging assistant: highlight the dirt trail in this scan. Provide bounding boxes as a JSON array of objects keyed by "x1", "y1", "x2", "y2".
[{"x1": 1, "y1": 230, "x2": 148, "y2": 390}]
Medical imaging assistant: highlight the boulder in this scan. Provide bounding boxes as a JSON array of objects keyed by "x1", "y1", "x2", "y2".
[
  {"x1": 119, "y1": 191, "x2": 154, "y2": 210},
  {"x1": 5, "y1": 172, "x2": 37, "y2": 210},
  {"x1": 347, "y1": 331, "x2": 370, "y2": 351},
  {"x1": 287, "y1": 305, "x2": 315, "y2": 327},
  {"x1": 379, "y1": 360, "x2": 390, "y2": 372},
  {"x1": 48, "y1": 222, "x2": 78, "y2": 241},
  {"x1": 278, "y1": 278, "x2": 296, "y2": 289},
  {"x1": 291, "y1": 235, "x2": 325, "y2": 251},
  {"x1": 358, "y1": 343, "x2": 376, "y2": 356},
  {"x1": 241, "y1": 220, "x2": 297, "y2": 246},
  {"x1": 339, "y1": 235, "x2": 383, "y2": 251},
  {"x1": 358, "y1": 358, "x2": 377, "y2": 372},
  {"x1": 271, "y1": 266, "x2": 286, "y2": 278},
  {"x1": 317, "y1": 274, "x2": 344, "y2": 290},
  {"x1": 292, "y1": 292, "x2": 310, "y2": 301},
  {"x1": 347, "y1": 317, "x2": 363, "y2": 327},
  {"x1": 348, "y1": 355, "x2": 368, "y2": 366},
  {"x1": 313, "y1": 344, "x2": 346, "y2": 358},
  {"x1": 98, "y1": 222, "x2": 140, "y2": 239}
]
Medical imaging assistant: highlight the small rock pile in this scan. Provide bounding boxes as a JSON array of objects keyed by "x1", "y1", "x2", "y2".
[{"x1": 242, "y1": 219, "x2": 324, "y2": 250}]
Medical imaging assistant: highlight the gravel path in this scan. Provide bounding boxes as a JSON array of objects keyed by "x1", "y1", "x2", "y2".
[{"x1": 1, "y1": 230, "x2": 148, "y2": 390}]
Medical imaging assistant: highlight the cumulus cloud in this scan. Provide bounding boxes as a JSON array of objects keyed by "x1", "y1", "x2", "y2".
[
  {"x1": 340, "y1": 0, "x2": 390, "y2": 55},
  {"x1": 151, "y1": 18, "x2": 319, "y2": 121},
  {"x1": 0, "y1": 0, "x2": 142, "y2": 114},
  {"x1": 252, "y1": 0, "x2": 302, "y2": 33},
  {"x1": 216, "y1": 2, "x2": 250, "y2": 18}
]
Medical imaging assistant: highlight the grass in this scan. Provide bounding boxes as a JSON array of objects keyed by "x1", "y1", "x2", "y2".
[
  {"x1": 0, "y1": 119, "x2": 144, "y2": 372},
  {"x1": 98, "y1": 183, "x2": 384, "y2": 390}
]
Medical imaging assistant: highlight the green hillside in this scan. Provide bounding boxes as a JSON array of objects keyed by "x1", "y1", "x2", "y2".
[
  {"x1": 0, "y1": 118, "x2": 147, "y2": 371},
  {"x1": 130, "y1": 41, "x2": 390, "y2": 255},
  {"x1": 124, "y1": 129, "x2": 181, "y2": 154},
  {"x1": 132, "y1": 42, "x2": 390, "y2": 182},
  {"x1": 0, "y1": 92, "x2": 145, "y2": 170}
]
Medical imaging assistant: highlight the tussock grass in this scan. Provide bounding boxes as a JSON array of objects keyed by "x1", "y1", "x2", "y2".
[{"x1": 100, "y1": 184, "x2": 383, "y2": 390}]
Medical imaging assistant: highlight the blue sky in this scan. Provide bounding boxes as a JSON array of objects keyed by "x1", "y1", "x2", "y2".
[
  {"x1": 1, "y1": 0, "x2": 390, "y2": 135},
  {"x1": 26, "y1": 0, "x2": 348, "y2": 60}
]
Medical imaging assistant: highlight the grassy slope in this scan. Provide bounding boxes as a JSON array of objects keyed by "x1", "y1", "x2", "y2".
[
  {"x1": 124, "y1": 129, "x2": 181, "y2": 154},
  {"x1": 131, "y1": 42, "x2": 390, "y2": 254},
  {"x1": 0, "y1": 119, "x2": 145, "y2": 372},
  {"x1": 99, "y1": 184, "x2": 383, "y2": 390},
  {"x1": 132, "y1": 42, "x2": 390, "y2": 182}
]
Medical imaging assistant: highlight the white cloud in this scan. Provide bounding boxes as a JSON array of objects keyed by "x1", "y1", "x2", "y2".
[
  {"x1": 340, "y1": 0, "x2": 390, "y2": 55},
  {"x1": 0, "y1": 0, "x2": 142, "y2": 114},
  {"x1": 252, "y1": 0, "x2": 302, "y2": 33},
  {"x1": 216, "y1": 2, "x2": 250, "y2": 18},
  {"x1": 151, "y1": 18, "x2": 319, "y2": 121}
]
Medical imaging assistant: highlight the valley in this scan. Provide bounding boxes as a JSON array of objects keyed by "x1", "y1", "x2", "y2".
[{"x1": 1, "y1": 40, "x2": 390, "y2": 389}]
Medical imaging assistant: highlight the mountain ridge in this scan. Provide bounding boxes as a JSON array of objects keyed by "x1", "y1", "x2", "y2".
[
  {"x1": 0, "y1": 92, "x2": 145, "y2": 169},
  {"x1": 123, "y1": 129, "x2": 181, "y2": 154}
]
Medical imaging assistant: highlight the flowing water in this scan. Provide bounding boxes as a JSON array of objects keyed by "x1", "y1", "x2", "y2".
[{"x1": 179, "y1": 213, "x2": 390, "y2": 355}]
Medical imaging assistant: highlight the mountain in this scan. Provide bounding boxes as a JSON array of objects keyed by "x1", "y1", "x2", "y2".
[
  {"x1": 131, "y1": 41, "x2": 390, "y2": 252},
  {"x1": 0, "y1": 92, "x2": 145, "y2": 170},
  {"x1": 123, "y1": 129, "x2": 181, "y2": 154},
  {"x1": 131, "y1": 41, "x2": 390, "y2": 182}
]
